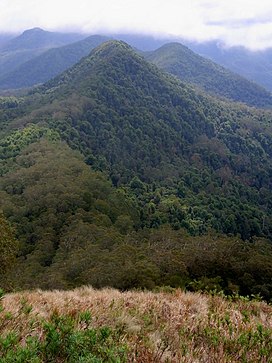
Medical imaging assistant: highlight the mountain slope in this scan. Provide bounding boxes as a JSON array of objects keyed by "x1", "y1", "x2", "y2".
[
  {"x1": 0, "y1": 35, "x2": 110, "y2": 89},
  {"x1": 5, "y1": 40, "x2": 271, "y2": 240},
  {"x1": 145, "y1": 42, "x2": 272, "y2": 108},
  {"x1": 1, "y1": 27, "x2": 86, "y2": 52},
  {"x1": 187, "y1": 40, "x2": 272, "y2": 93},
  {"x1": 0, "y1": 28, "x2": 87, "y2": 83},
  {"x1": 0, "y1": 34, "x2": 14, "y2": 49},
  {"x1": 1, "y1": 41, "x2": 272, "y2": 295}
]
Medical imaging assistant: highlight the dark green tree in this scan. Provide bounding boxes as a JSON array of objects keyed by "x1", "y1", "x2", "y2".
[{"x1": 0, "y1": 212, "x2": 18, "y2": 275}]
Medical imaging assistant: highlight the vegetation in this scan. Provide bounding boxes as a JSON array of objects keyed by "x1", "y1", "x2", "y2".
[
  {"x1": 0, "y1": 287, "x2": 271, "y2": 362},
  {"x1": 0, "y1": 137, "x2": 271, "y2": 299},
  {"x1": 0, "y1": 41, "x2": 272, "y2": 300},
  {"x1": 145, "y1": 42, "x2": 272, "y2": 108},
  {"x1": 29, "y1": 41, "x2": 272, "y2": 242},
  {"x1": 0, "y1": 28, "x2": 86, "y2": 85},
  {"x1": 188, "y1": 40, "x2": 272, "y2": 92},
  {"x1": 0, "y1": 37, "x2": 272, "y2": 362},
  {"x1": 0, "y1": 212, "x2": 18, "y2": 275},
  {"x1": 0, "y1": 35, "x2": 109, "y2": 89}
]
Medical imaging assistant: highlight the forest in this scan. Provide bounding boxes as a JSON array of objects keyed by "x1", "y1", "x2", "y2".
[{"x1": 0, "y1": 41, "x2": 272, "y2": 301}]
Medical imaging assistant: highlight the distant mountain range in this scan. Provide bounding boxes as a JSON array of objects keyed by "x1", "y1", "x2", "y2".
[
  {"x1": 0, "y1": 28, "x2": 87, "y2": 82},
  {"x1": 145, "y1": 42, "x2": 272, "y2": 108},
  {"x1": 0, "y1": 34, "x2": 14, "y2": 49},
  {"x1": 0, "y1": 29, "x2": 271, "y2": 110},
  {"x1": 1, "y1": 40, "x2": 272, "y2": 295},
  {"x1": 2, "y1": 29, "x2": 272, "y2": 94},
  {"x1": 1, "y1": 27, "x2": 86, "y2": 52},
  {"x1": 0, "y1": 34, "x2": 110, "y2": 89},
  {"x1": 187, "y1": 41, "x2": 272, "y2": 93}
]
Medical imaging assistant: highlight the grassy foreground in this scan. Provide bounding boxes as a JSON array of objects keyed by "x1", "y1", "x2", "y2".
[{"x1": 0, "y1": 287, "x2": 271, "y2": 362}]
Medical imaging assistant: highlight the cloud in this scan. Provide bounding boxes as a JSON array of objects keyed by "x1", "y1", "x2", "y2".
[{"x1": 1, "y1": 0, "x2": 272, "y2": 49}]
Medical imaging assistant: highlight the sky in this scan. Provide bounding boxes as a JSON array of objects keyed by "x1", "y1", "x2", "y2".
[{"x1": 0, "y1": 0, "x2": 272, "y2": 50}]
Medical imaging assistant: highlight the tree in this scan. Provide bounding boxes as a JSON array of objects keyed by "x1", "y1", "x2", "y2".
[{"x1": 0, "y1": 212, "x2": 18, "y2": 275}]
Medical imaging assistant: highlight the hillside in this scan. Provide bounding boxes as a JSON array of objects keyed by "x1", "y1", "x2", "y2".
[
  {"x1": 188, "y1": 40, "x2": 272, "y2": 92},
  {"x1": 0, "y1": 34, "x2": 14, "y2": 49},
  {"x1": 145, "y1": 42, "x2": 272, "y2": 108},
  {"x1": 0, "y1": 28, "x2": 86, "y2": 52},
  {"x1": 1, "y1": 288, "x2": 272, "y2": 362},
  {"x1": 33, "y1": 41, "x2": 272, "y2": 239},
  {"x1": 1, "y1": 41, "x2": 272, "y2": 297},
  {"x1": 0, "y1": 35, "x2": 110, "y2": 89},
  {"x1": 0, "y1": 28, "x2": 87, "y2": 82}
]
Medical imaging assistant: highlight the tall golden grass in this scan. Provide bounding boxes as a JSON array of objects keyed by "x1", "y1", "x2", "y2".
[{"x1": 1, "y1": 287, "x2": 272, "y2": 362}]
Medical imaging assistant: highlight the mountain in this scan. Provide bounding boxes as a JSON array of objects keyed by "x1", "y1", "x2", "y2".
[
  {"x1": 0, "y1": 28, "x2": 87, "y2": 83},
  {"x1": 1, "y1": 27, "x2": 86, "y2": 52},
  {"x1": 7, "y1": 40, "x2": 272, "y2": 239},
  {"x1": 0, "y1": 33, "x2": 15, "y2": 49},
  {"x1": 0, "y1": 34, "x2": 176, "y2": 90},
  {"x1": 187, "y1": 40, "x2": 272, "y2": 93},
  {"x1": 145, "y1": 42, "x2": 272, "y2": 108},
  {"x1": 1, "y1": 41, "x2": 272, "y2": 297},
  {"x1": 112, "y1": 33, "x2": 169, "y2": 51},
  {"x1": 0, "y1": 35, "x2": 110, "y2": 89},
  {"x1": 108, "y1": 34, "x2": 272, "y2": 94}
]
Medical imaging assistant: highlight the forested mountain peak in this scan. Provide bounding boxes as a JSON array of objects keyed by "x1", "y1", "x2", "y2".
[
  {"x1": 38, "y1": 39, "x2": 157, "y2": 94},
  {"x1": 91, "y1": 39, "x2": 132, "y2": 56},
  {"x1": 145, "y1": 42, "x2": 272, "y2": 108},
  {"x1": 1, "y1": 40, "x2": 272, "y2": 296}
]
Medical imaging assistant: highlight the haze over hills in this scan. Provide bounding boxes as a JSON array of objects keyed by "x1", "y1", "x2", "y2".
[
  {"x1": 114, "y1": 35, "x2": 272, "y2": 93},
  {"x1": 0, "y1": 31, "x2": 271, "y2": 111},
  {"x1": 187, "y1": 40, "x2": 272, "y2": 93},
  {"x1": 0, "y1": 40, "x2": 272, "y2": 298},
  {"x1": 0, "y1": 30, "x2": 168, "y2": 90},
  {"x1": 0, "y1": 34, "x2": 14, "y2": 49},
  {"x1": 108, "y1": 34, "x2": 272, "y2": 93},
  {"x1": 0, "y1": 28, "x2": 87, "y2": 81},
  {"x1": 0, "y1": 34, "x2": 110, "y2": 89},
  {"x1": 2, "y1": 28, "x2": 272, "y2": 94},
  {"x1": 1, "y1": 27, "x2": 86, "y2": 52},
  {"x1": 145, "y1": 42, "x2": 272, "y2": 108}
]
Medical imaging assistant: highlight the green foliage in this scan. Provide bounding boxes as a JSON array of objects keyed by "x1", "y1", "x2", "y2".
[
  {"x1": 0, "y1": 139, "x2": 140, "y2": 289},
  {"x1": 189, "y1": 40, "x2": 272, "y2": 93},
  {"x1": 0, "y1": 35, "x2": 109, "y2": 89},
  {"x1": 0, "y1": 311, "x2": 128, "y2": 362},
  {"x1": 0, "y1": 212, "x2": 18, "y2": 276},
  {"x1": 146, "y1": 42, "x2": 272, "y2": 108},
  {"x1": 26, "y1": 41, "x2": 272, "y2": 240},
  {"x1": 0, "y1": 124, "x2": 59, "y2": 168},
  {"x1": 0, "y1": 41, "x2": 272, "y2": 299}
]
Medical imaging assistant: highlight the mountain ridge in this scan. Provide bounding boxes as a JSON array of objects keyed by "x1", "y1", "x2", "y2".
[
  {"x1": 1, "y1": 27, "x2": 87, "y2": 52},
  {"x1": 15, "y1": 40, "x2": 272, "y2": 240},
  {"x1": 145, "y1": 42, "x2": 272, "y2": 108},
  {"x1": 0, "y1": 35, "x2": 110, "y2": 89},
  {"x1": 0, "y1": 28, "x2": 87, "y2": 83},
  {"x1": 0, "y1": 34, "x2": 271, "y2": 112},
  {"x1": 1, "y1": 40, "x2": 272, "y2": 296}
]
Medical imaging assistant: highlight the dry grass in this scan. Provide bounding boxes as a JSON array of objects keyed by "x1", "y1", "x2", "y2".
[{"x1": 1, "y1": 287, "x2": 272, "y2": 362}]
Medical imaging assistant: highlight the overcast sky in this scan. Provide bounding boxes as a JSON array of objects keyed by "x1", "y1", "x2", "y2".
[{"x1": 0, "y1": 0, "x2": 272, "y2": 50}]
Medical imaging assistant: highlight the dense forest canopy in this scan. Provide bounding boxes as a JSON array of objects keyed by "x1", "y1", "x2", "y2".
[
  {"x1": 0, "y1": 40, "x2": 272, "y2": 300},
  {"x1": 145, "y1": 42, "x2": 272, "y2": 108}
]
